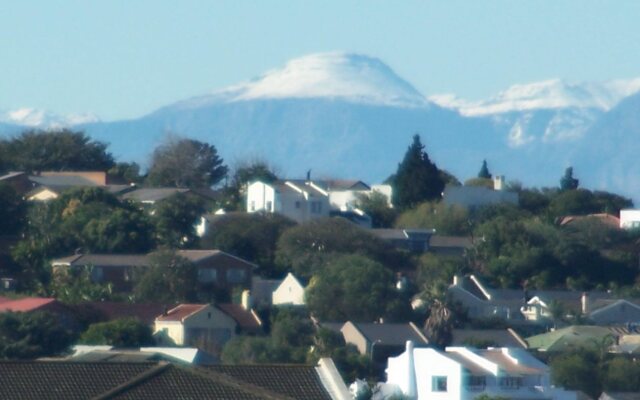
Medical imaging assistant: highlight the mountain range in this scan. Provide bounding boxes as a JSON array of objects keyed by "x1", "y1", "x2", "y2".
[{"x1": 2, "y1": 52, "x2": 640, "y2": 202}]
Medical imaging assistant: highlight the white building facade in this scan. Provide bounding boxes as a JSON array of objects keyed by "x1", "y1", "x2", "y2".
[{"x1": 384, "y1": 342, "x2": 577, "y2": 400}]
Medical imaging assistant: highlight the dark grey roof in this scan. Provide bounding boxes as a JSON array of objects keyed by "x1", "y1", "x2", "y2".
[
  {"x1": 451, "y1": 329, "x2": 527, "y2": 348},
  {"x1": 429, "y1": 235, "x2": 473, "y2": 249},
  {"x1": 351, "y1": 322, "x2": 428, "y2": 346},
  {"x1": 120, "y1": 188, "x2": 190, "y2": 202},
  {"x1": 51, "y1": 254, "x2": 151, "y2": 267}
]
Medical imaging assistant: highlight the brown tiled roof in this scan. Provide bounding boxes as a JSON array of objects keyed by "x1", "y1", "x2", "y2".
[
  {"x1": 217, "y1": 304, "x2": 262, "y2": 331},
  {"x1": 155, "y1": 304, "x2": 208, "y2": 322},
  {"x1": 207, "y1": 365, "x2": 333, "y2": 400},
  {"x1": 0, "y1": 361, "x2": 154, "y2": 400},
  {"x1": 349, "y1": 322, "x2": 429, "y2": 346},
  {"x1": 0, "y1": 297, "x2": 57, "y2": 312}
]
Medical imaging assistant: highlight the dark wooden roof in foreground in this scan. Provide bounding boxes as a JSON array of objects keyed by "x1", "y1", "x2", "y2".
[{"x1": 0, "y1": 361, "x2": 334, "y2": 400}]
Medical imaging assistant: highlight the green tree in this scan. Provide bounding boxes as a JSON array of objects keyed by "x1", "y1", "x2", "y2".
[
  {"x1": 0, "y1": 183, "x2": 26, "y2": 235},
  {"x1": 80, "y1": 318, "x2": 155, "y2": 347},
  {"x1": 201, "y1": 213, "x2": 295, "y2": 278},
  {"x1": 550, "y1": 351, "x2": 601, "y2": 398},
  {"x1": 0, "y1": 129, "x2": 114, "y2": 172},
  {"x1": 305, "y1": 254, "x2": 408, "y2": 322},
  {"x1": 395, "y1": 201, "x2": 471, "y2": 235},
  {"x1": 49, "y1": 265, "x2": 114, "y2": 303},
  {"x1": 392, "y1": 134, "x2": 445, "y2": 210},
  {"x1": 107, "y1": 162, "x2": 144, "y2": 184},
  {"x1": 147, "y1": 137, "x2": 228, "y2": 188},
  {"x1": 354, "y1": 191, "x2": 397, "y2": 228},
  {"x1": 0, "y1": 311, "x2": 75, "y2": 359},
  {"x1": 424, "y1": 299, "x2": 453, "y2": 349},
  {"x1": 133, "y1": 250, "x2": 198, "y2": 303},
  {"x1": 560, "y1": 167, "x2": 579, "y2": 191},
  {"x1": 477, "y1": 160, "x2": 492, "y2": 179},
  {"x1": 153, "y1": 193, "x2": 206, "y2": 248},
  {"x1": 275, "y1": 217, "x2": 402, "y2": 278},
  {"x1": 603, "y1": 357, "x2": 640, "y2": 392}
]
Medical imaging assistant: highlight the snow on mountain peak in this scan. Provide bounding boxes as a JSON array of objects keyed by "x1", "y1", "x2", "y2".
[
  {"x1": 223, "y1": 52, "x2": 428, "y2": 108},
  {"x1": 431, "y1": 78, "x2": 640, "y2": 116}
]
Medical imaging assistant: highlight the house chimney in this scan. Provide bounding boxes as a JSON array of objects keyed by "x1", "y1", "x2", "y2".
[
  {"x1": 581, "y1": 292, "x2": 589, "y2": 315},
  {"x1": 405, "y1": 341, "x2": 417, "y2": 398},
  {"x1": 241, "y1": 289, "x2": 252, "y2": 311},
  {"x1": 493, "y1": 175, "x2": 505, "y2": 191}
]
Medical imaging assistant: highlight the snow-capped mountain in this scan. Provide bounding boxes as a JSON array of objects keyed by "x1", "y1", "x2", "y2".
[
  {"x1": 2, "y1": 52, "x2": 640, "y2": 201},
  {"x1": 0, "y1": 108, "x2": 99, "y2": 128}
]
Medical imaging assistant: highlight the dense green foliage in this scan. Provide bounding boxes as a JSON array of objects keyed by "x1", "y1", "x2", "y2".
[
  {"x1": 152, "y1": 193, "x2": 206, "y2": 248},
  {"x1": 0, "y1": 311, "x2": 75, "y2": 359},
  {"x1": 0, "y1": 130, "x2": 114, "y2": 173},
  {"x1": 355, "y1": 191, "x2": 397, "y2": 228},
  {"x1": 395, "y1": 201, "x2": 471, "y2": 235},
  {"x1": 392, "y1": 134, "x2": 444, "y2": 210},
  {"x1": 560, "y1": 167, "x2": 579, "y2": 191},
  {"x1": 306, "y1": 254, "x2": 410, "y2": 322},
  {"x1": 133, "y1": 250, "x2": 198, "y2": 303},
  {"x1": 275, "y1": 217, "x2": 403, "y2": 278},
  {"x1": 147, "y1": 137, "x2": 228, "y2": 188},
  {"x1": 0, "y1": 183, "x2": 26, "y2": 235},
  {"x1": 201, "y1": 213, "x2": 295, "y2": 277},
  {"x1": 80, "y1": 318, "x2": 155, "y2": 347}
]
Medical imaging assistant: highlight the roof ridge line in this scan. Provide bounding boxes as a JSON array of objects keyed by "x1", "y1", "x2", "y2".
[
  {"x1": 91, "y1": 361, "x2": 171, "y2": 400},
  {"x1": 179, "y1": 364, "x2": 294, "y2": 400}
]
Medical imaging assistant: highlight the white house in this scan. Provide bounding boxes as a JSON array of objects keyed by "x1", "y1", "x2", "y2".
[
  {"x1": 443, "y1": 176, "x2": 518, "y2": 210},
  {"x1": 620, "y1": 209, "x2": 640, "y2": 230},
  {"x1": 246, "y1": 180, "x2": 331, "y2": 223},
  {"x1": 272, "y1": 272, "x2": 306, "y2": 306},
  {"x1": 384, "y1": 341, "x2": 578, "y2": 400}
]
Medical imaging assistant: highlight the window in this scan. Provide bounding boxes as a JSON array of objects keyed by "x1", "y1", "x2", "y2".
[
  {"x1": 226, "y1": 269, "x2": 246, "y2": 283},
  {"x1": 432, "y1": 376, "x2": 447, "y2": 392},
  {"x1": 466, "y1": 376, "x2": 486, "y2": 390},
  {"x1": 499, "y1": 376, "x2": 522, "y2": 389},
  {"x1": 198, "y1": 268, "x2": 218, "y2": 283},
  {"x1": 266, "y1": 201, "x2": 273, "y2": 211},
  {"x1": 311, "y1": 201, "x2": 323, "y2": 214},
  {"x1": 295, "y1": 201, "x2": 301, "y2": 209},
  {"x1": 250, "y1": 201, "x2": 255, "y2": 211}
]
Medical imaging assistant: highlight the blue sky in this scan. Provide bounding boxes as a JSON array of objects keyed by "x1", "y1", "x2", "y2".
[{"x1": 2, "y1": 1, "x2": 640, "y2": 120}]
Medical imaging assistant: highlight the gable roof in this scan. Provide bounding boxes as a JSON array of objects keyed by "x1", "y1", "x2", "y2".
[
  {"x1": 0, "y1": 360, "x2": 343, "y2": 400},
  {"x1": 429, "y1": 235, "x2": 473, "y2": 249},
  {"x1": 216, "y1": 303, "x2": 262, "y2": 331},
  {"x1": 155, "y1": 304, "x2": 209, "y2": 322},
  {"x1": 0, "y1": 297, "x2": 57, "y2": 312},
  {"x1": 120, "y1": 188, "x2": 191, "y2": 203},
  {"x1": 347, "y1": 322, "x2": 428, "y2": 346},
  {"x1": 451, "y1": 329, "x2": 528, "y2": 349}
]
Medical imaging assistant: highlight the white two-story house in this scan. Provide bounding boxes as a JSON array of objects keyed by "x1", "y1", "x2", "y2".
[
  {"x1": 384, "y1": 341, "x2": 577, "y2": 400},
  {"x1": 246, "y1": 180, "x2": 331, "y2": 223}
]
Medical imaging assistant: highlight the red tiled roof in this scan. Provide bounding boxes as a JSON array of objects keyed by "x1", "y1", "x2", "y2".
[
  {"x1": 0, "y1": 298, "x2": 56, "y2": 312},
  {"x1": 217, "y1": 304, "x2": 262, "y2": 331},
  {"x1": 155, "y1": 304, "x2": 208, "y2": 322}
]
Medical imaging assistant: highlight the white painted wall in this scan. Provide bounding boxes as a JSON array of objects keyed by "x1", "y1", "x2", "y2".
[
  {"x1": 620, "y1": 209, "x2": 640, "y2": 229},
  {"x1": 272, "y1": 273, "x2": 306, "y2": 305}
]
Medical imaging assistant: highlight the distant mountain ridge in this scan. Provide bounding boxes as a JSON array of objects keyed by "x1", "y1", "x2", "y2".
[{"x1": 1, "y1": 52, "x2": 640, "y2": 202}]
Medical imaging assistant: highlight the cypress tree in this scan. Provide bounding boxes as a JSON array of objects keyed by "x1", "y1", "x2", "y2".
[
  {"x1": 478, "y1": 159, "x2": 492, "y2": 179},
  {"x1": 392, "y1": 134, "x2": 445, "y2": 209}
]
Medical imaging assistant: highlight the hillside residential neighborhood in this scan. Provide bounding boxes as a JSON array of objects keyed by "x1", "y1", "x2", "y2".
[{"x1": 3, "y1": 129, "x2": 640, "y2": 400}]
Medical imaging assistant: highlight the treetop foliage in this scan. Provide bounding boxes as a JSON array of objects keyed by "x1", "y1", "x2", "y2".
[
  {"x1": 147, "y1": 137, "x2": 228, "y2": 188},
  {"x1": 477, "y1": 159, "x2": 492, "y2": 179},
  {"x1": 560, "y1": 167, "x2": 579, "y2": 191},
  {"x1": 0, "y1": 129, "x2": 114, "y2": 173},
  {"x1": 392, "y1": 134, "x2": 445, "y2": 209}
]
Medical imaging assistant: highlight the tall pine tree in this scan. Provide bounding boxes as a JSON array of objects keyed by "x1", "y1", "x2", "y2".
[
  {"x1": 560, "y1": 167, "x2": 579, "y2": 191},
  {"x1": 392, "y1": 134, "x2": 445, "y2": 209},
  {"x1": 478, "y1": 160, "x2": 492, "y2": 179}
]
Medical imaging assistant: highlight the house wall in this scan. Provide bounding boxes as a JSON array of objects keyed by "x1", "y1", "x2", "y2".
[
  {"x1": 247, "y1": 182, "x2": 276, "y2": 213},
  {"x1": 414, "y1": 348, "x2": 463, "y2": 400},
  {"x1": 272, "y1": 273, "x2": 305, "y2": 306},
  {"x1": 443, "y1": 186, "x2": 518, "y2": 209},
  {"x1": 620, "y1": 209, "x2": 640, "y2": 230},
  {"x1": 195, "y1": 255, "x2": 253, "y2": 291},
  {"x1": 328, "y1": 190, "x2": 362, "y2": 211},
  {"x1": 340, "y1": 322, "x2": 369, "y2": 355},
  {"x1": 154, "y1": 320, "x2": 185, "y2": 345}
]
